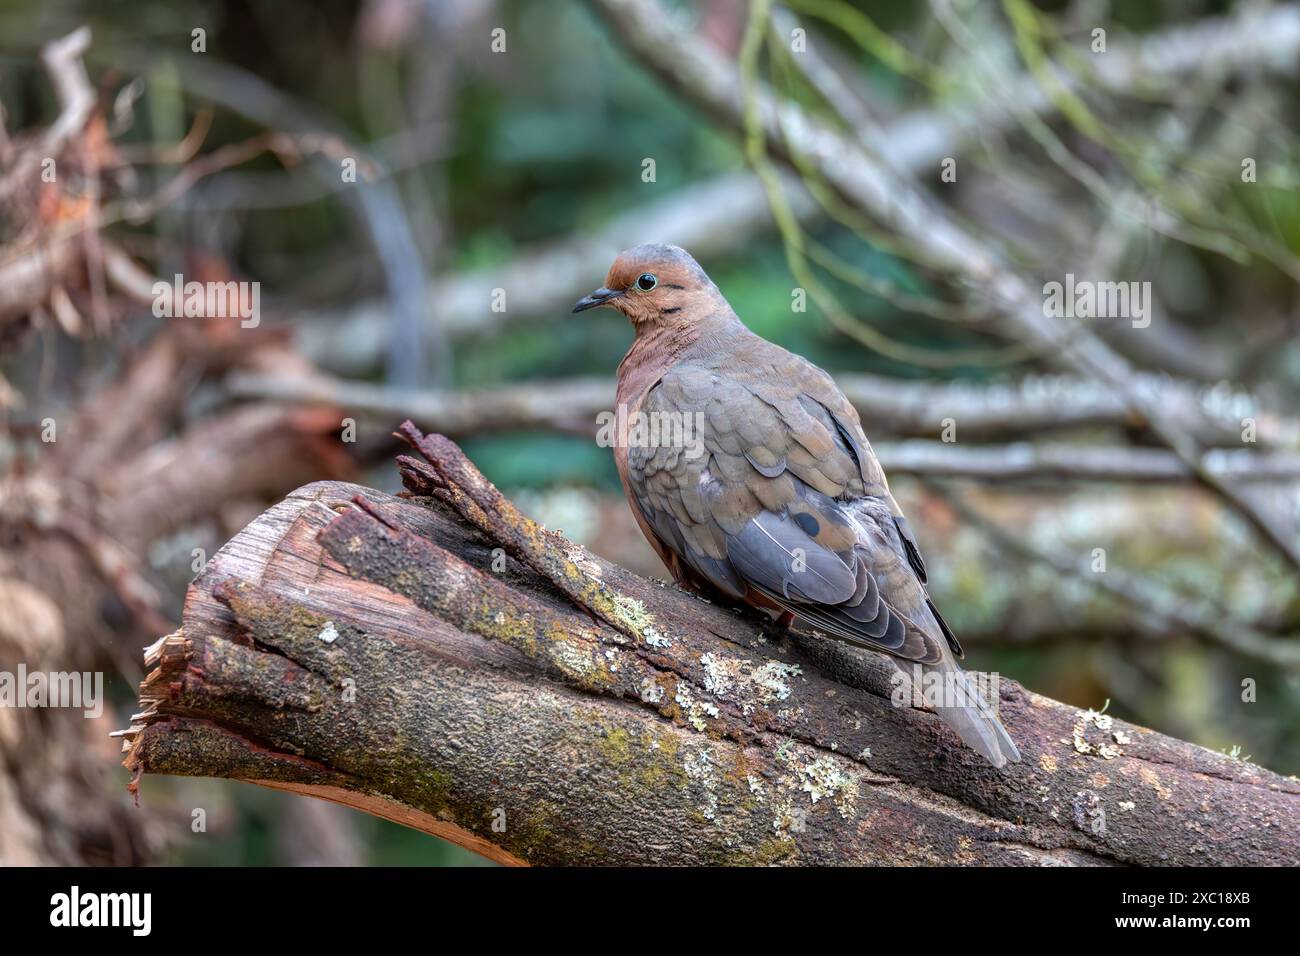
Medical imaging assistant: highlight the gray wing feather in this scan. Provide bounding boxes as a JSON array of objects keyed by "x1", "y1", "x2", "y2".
[{"x1": 728, "y1": 512, "x2": 856, "y2": 604}]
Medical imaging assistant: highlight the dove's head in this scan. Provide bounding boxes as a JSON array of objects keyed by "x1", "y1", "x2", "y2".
[{"x1": 572, "y1": 243, "x2": 725, "y2": 327}]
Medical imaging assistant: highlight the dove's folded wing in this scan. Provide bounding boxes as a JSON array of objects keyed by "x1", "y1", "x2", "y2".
[{"x1": 627, "y1": 361, "x2": 949, "y2": 664}]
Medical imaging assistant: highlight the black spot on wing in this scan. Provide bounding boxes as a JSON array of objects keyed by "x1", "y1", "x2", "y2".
[{"x1": 793, "y1": 512, "x2": 820, "y2": 537}]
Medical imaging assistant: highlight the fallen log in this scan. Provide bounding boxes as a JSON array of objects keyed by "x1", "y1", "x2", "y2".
[{"x1": 118, "y1": 425, "x2": 1300, "y2": 865}]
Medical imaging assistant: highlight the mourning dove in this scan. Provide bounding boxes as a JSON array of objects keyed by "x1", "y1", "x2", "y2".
[{"x1": 574, "y1": 243, "x2": 1020, "y2": 767}]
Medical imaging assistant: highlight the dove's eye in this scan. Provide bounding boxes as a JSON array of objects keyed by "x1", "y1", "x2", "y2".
[{"x1": 635, "y1": 273, "x2": 658, "y2": 292}]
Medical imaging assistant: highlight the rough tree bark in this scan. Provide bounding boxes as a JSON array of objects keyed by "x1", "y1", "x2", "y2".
[{"x1": 118, "y1": 426, "x2": 1300, "y2": 866}]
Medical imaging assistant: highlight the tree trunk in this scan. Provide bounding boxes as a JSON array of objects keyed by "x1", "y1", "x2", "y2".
[{"x1": 117, "y1": 425, "x2": 1300, "y2": 866}]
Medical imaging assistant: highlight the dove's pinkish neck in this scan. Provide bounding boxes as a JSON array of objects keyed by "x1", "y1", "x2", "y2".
[
  {"x1": 617, "y1": 311, "x2": 743, "y2": 405},
  {"x1": 617, "y1": 321, "x2": 698, "y2": 405}
]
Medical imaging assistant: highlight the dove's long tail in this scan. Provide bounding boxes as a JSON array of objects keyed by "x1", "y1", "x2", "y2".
[{"x1": 894, "y1": 652, "x2": 1020, "y2": 768}]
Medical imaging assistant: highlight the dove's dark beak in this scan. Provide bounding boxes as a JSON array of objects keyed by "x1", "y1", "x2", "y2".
[{"x1": 572, "y1": 287, "x2": 623, "y2": 313}]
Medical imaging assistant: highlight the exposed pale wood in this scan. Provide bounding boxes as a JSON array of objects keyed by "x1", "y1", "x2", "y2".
[{"x1": 248, "y1": 780, "x2": 528, "y2": 866}]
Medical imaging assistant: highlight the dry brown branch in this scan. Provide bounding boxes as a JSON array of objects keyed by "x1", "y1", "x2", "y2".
[
  {"x1": 0, "y1": 28, "x2": 98, "y2": 337},
  {"x1": 0, "y1": 317, "x2": 355, "y2": 864},
  {"x1": 0, "y1": 236, "x2": 80, "y2": 331},
  {"x1": 0, "y1": 27, "x2": 95, "y2": 203},
  {"x1": 117, "y1": 430, "x2": 1300, "y2": 866}
]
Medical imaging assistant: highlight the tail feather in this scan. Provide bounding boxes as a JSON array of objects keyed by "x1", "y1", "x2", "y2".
[{"x1": 893, "y1": 654, "x2": 1020, "y2": 768}]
